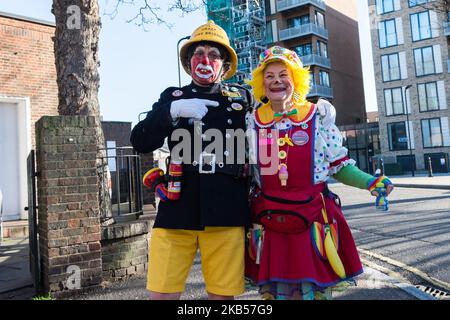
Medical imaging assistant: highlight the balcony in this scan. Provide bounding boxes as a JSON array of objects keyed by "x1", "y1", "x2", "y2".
[
  {"x1": 279, "y1": 23, "x2": 328, "y2": 41},
  {"x1": 445, "y1": 22, "x2": 450, "y2": 37},
  {"x1": 307, "y1": 85, "x2": 333, "y2": 99},
  {"x1": 300, "y1": 54, "x2": 330, "y2": 68},
  {"x1": 277, "y1": 0, "x2": 326, "y2": 12}
]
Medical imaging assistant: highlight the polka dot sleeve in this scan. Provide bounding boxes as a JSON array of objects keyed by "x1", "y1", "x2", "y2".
[{"x1": 313, "y1": 100, "x2": 355, "y2": 183}]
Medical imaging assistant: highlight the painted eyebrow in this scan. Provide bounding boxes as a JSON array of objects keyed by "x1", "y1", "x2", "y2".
[{"x1": 264, "y1": 70, "x2": 289, "y2": 75}]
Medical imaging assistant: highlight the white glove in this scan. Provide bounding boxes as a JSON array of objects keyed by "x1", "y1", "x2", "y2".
[{"x1": 170, "y1": 98, "x2": 219, "y2": 121}]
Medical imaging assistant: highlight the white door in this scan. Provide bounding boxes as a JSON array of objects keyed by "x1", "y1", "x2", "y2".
[{"x1": 0, "y1": 102, "x2": 21, "y2": 221}]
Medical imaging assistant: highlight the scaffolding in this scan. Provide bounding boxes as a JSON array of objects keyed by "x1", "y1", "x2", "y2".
[{"x1": 207, "y1": 0, "x2": 266, "y2": 83}]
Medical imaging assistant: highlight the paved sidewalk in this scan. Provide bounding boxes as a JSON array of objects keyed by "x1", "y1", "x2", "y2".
[
  {"x1": 63, "y1": 261, "x2": 422, "y2": 300},
  {"x1": 0, "y1": 237, "x2": 32, "y2": 295},
  {"x1": 388, "y1": 173, "x2": 450, "y2": 189}
]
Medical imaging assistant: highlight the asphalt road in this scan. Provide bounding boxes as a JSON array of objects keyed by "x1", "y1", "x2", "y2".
[{"x1": 329, "y1": 183, "x2": 450, "y2": 292}]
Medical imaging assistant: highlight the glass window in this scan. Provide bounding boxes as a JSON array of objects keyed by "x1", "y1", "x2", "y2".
[
  {"x1": 411, "y1": 11, "x2": 431, "y2": 41},
  {"x1": 106, "y1": 141, "x2": 117, "y2": 172},
  {"x1": 409, "y1": 0, "x2": 429, "y2": 7},
  {"x1": 414, "y1": 46, "x2": 435, "y2": 76},
  {"x1": 384, "y1": 87, "x2": 404, "y2": 115},
  {"x1": 288, "y1": 15, "x2": 310, "y2": 28},
  {"x1": 309, "y1": 73, "x2": 315, "y2": 86},
  {"x1": 266, "y1": 22, "x2": 273, "y2": 44},
  {"x1": 319, "y1": 71, "x2": 330, "y2": 87},
  {"x1": 388, "y1": 122, "x2": 408, "y2": 151},
  {"x1": 293, "y1": 43, "x2": 312, "y2": 57},
  {"x1": 421, "y1": 118, "x2": 443, "y2": 147},
  {"x1": 265, "y1": 0, "x2": 271, "y2": 14},
  {"x1": 315, "y1": 11, "x2": 325, "y2": 28},
  {"x1": 377, "y1": 0, "x2": 395, "y2": 14},
  {"x1": 379, "y1": 19, "x2": 397, "y2": 48},
  {"x1": 381, "y1": 53, "x2": 400, "y2": 81},
  {"x1": 418, "y1": 82, "x2": 439, "y2": 112},
  {"x1": 317, "y1": 41, "x2": 328, "y2": 58}
]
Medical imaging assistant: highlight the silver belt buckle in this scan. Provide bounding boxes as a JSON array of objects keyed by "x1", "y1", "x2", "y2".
[{"x1": 199, "y1": 153, "x2": 216, "y2": 174}]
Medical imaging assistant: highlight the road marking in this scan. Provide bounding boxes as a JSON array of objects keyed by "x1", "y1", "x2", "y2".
[
  {"x1": 361, "y1": 258, "x2": 437, "y2": 300},
  {"x1": 359, "y1": 248, "x2": 450, "y2": 292}
]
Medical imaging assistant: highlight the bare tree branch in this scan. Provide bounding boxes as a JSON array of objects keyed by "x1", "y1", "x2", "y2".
[
  {"x1": 168, "y1": 0, "x2": 206, "y2": 15},
  {"x1": 104, "y1": 0, "x2": 206, "y2": 30}
]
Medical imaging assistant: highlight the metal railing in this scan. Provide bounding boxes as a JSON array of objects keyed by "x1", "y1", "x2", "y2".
[
  {"x1": 98, "y1": 146, "x2": 143, "y2": 223},
  {"x1": 300, "y1": 54, "x2": 331, "y2": 68},
  {"x1": 307, "y1": 85, "x2": 333, "y2": 98},
  {"x1": 277, "y1": 0, "x2": 326, "y2": 12},
  {"x1": 279, "y1": 23, "x2": 328, "y2": 41}
]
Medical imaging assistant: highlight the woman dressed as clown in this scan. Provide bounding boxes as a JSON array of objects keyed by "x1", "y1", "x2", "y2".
[{"x1": 244, "y1": 46, "x2": 394, "y2": 300}]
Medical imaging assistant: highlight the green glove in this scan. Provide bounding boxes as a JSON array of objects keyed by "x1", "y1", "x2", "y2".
[{"x1": 332, "y1": 165, "x2": 374, "y2": 190}]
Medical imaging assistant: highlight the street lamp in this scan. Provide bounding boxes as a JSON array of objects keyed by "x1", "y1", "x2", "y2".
[
  {"x1": 404, "y1": 84, "x2": 414, "y2": 176},
  {"x1": 177, "y1": 36, "x2": 191, "y2": 88}
]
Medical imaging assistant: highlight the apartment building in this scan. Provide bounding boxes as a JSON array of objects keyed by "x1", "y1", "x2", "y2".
[
  {"x1": 205, "y1": 0, "x2": 366, "y2": 126},
  {"x1": 369, "y1": 0, "x2": 450, "y2": 172},
  {"x1": 264, "y1": 0, "x2": 366, "y2": 126}
]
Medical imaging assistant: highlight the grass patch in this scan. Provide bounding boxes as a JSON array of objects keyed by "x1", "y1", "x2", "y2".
[{"x1": 32, "y1": 293, "x2": 54, "y2": 300}]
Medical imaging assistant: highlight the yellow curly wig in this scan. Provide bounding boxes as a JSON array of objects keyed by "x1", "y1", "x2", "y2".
[{"x1": 246, "y1": 46, "x2": 311, "y2": 105}]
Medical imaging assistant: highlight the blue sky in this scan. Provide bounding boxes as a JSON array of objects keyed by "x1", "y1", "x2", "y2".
[{"x1": 0, "y1": 0, "x2": 377, "y2": 126}]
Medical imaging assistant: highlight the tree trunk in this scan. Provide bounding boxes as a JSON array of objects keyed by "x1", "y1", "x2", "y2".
[{"x1": 52, "y1": 0, "x2": 112, "y2": 223}]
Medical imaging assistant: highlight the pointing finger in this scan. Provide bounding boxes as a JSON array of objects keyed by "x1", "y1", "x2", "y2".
[{"x1": 199, "y1": 99, "x2": 219, "y2": 107}]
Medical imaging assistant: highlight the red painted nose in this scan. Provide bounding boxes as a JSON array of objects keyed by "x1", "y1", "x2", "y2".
[{"x1": 200, "y1": 54, "x2": 209, "y2": 64}]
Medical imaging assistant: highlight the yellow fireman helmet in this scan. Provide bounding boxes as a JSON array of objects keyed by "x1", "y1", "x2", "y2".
[{"x1": 180, "y1": 20, "x2": 238, "y2": 80}]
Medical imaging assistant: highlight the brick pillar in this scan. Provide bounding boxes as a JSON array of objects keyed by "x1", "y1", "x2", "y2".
[{"x1": 35, "y1": 116, "x2": 102, "y2": 297}]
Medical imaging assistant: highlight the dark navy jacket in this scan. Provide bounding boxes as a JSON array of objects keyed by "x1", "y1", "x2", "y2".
[{"x1": 130, "y1": 82, "x2": 253, "y2": 230}]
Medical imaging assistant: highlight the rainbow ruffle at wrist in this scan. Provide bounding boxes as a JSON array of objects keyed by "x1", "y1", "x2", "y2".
[{"x1": 367, "y1": 176, "x2": 392, "y2": 192}]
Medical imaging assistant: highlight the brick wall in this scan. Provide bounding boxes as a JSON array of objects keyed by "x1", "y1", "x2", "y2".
[
  {"x1": 0, "y1": 15, "x2": 58, "y2": 149},
  {"x1": 35, "y1": 116, "x2": 102, "y2": 296},
  {"x1": 101, "y1": 220, "x2": 151, "y2": 281}
]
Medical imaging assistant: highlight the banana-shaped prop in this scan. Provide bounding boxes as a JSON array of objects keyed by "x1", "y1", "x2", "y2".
[
  {"x1": 311, "y1": 194, "x2": 346, "y2": 279},
  {"x1": 324, "y1": 224, "x2": 346, "y2": 279}
]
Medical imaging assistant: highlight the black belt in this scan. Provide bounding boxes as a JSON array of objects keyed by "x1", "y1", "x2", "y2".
[{"x1": 183, "y1": 163, "x2": 247, "y2": 178}]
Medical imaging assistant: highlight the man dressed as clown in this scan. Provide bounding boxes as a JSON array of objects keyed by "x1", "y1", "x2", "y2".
[{"x1": 130, "y1": 21, "x2": 253, "y2": 300}]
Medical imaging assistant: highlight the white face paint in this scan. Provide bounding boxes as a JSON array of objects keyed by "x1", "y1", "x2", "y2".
[{"x1": 194, "y1": 63, "x2": 214, "y2": 79}]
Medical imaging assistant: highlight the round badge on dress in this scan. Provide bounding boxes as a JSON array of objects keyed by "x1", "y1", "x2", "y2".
[
  {"x1": 292, "y1": 130, "x2": 309, "y2": 146},
  {"x1": 277, "y1": 138, "x2": 286, "y2": 146},
  {"x1": 301, "y1": 123, "x2": 309, "y2": 130},
  {"x1": 172, "y1": 90, "x2": 183, "y2": 97},
  {"x1": 231, "y1": 103, "x2": 243, "y2": 111}
]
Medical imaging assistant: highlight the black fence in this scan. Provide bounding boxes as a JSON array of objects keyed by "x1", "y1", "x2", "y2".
[{"x1": 98, "y1": 147, "x2": 143, "y2": 223}]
